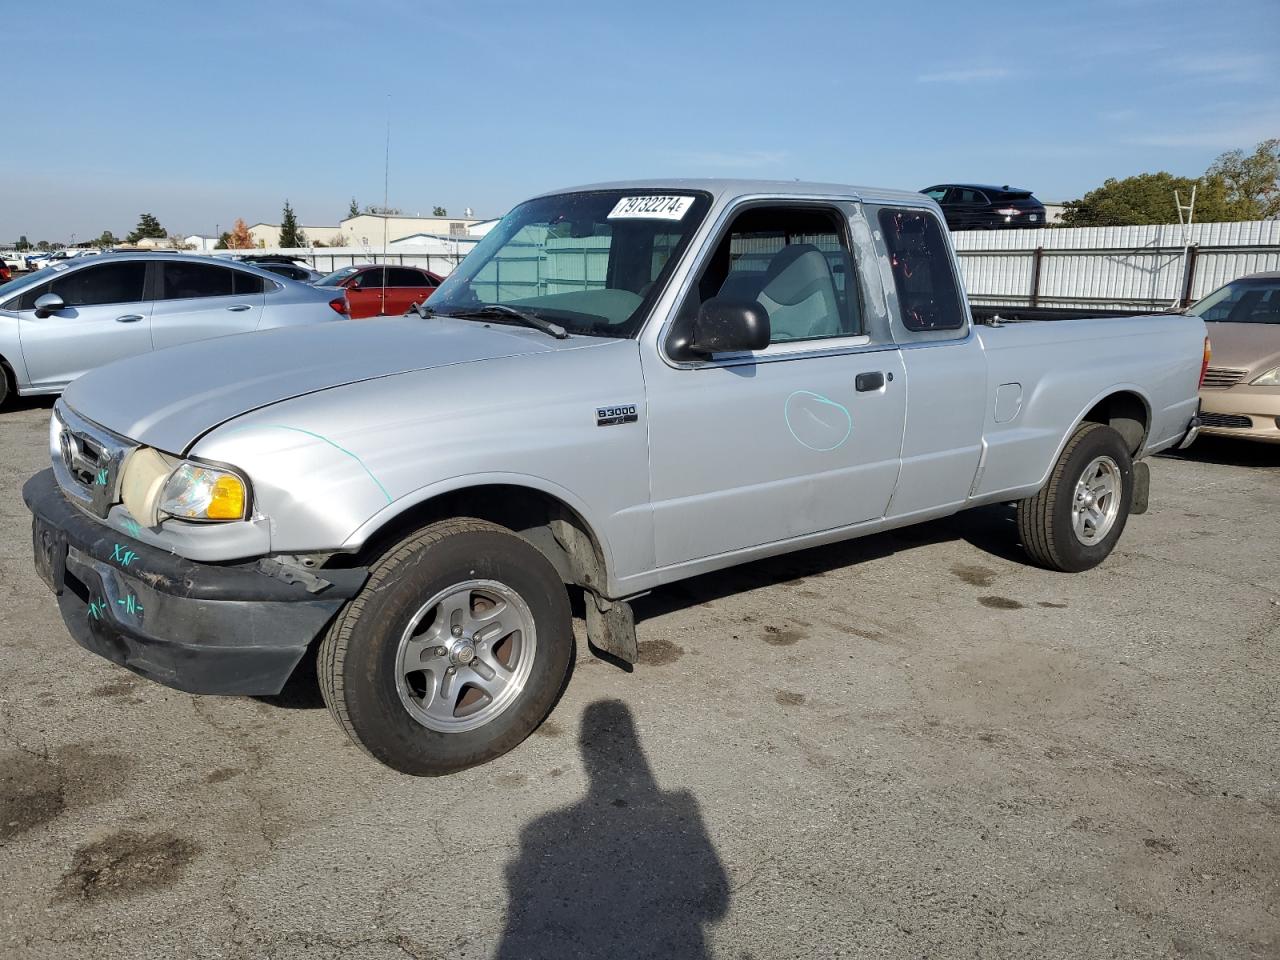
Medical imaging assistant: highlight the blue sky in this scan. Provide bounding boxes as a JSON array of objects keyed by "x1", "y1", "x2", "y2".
[{"x1": 4, "y1": 0, "x2": 1278, "y2": 241}]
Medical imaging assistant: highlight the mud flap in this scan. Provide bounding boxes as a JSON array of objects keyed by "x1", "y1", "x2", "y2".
[
  {"x1": 585, "y1": 593, "x2": 637, "y2": 664},
  {"x1": 1132, "y1": 460, "x2": 1150, "y2": 515}
]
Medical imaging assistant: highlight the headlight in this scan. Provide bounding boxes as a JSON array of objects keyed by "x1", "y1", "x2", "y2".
[
  {"x1": 1250, "y1": 367, "x2": 1280, "y2": 386},
  {"x1": 121, "y1": 450, "x2": 251, "y2": 525},
  {"x1": 160, "y1": 462, "x2": 249, "y2": 521}
]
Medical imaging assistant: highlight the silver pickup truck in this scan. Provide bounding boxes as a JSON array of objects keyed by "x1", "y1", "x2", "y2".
[{"x1": 24, "y1": 180, "x2": 1207, "y2": 775}]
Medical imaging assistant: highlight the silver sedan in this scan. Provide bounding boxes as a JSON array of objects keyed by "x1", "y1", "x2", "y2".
[{"x1": 0, "y1": 252, "x2": 350, "y2": 409}]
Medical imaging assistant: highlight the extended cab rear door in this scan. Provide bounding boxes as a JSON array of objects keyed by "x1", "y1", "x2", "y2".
[
  {"x1": 869, "y1": 205, "x2": 987, "y2": 517},
  {"x1": 641, "y1": 199, "x2": 907, "y2": 568}
]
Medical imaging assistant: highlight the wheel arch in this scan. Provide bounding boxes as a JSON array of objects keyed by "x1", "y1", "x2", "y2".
[
  {"x1": 335, "y1": 476, "x2": 615, "y2": 599},
  {"x1": 1025, "y1": 386, "x2": 1152, "y2": 497},
  {"x1": 1054, "y1": 385, "x2": 1152, "y2": 469},
  {"x1": 1078, "y1": 387, "x2": 1151, "y2": 456}
]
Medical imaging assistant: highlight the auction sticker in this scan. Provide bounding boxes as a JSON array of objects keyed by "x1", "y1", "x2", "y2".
[{"x1": 608, "y1": 195, "x2": 694, "y2": 220}]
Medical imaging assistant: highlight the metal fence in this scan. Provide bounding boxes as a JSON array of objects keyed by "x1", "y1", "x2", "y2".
[
  {"x1": 82, "y1": 219, "x2": 1280, "y2": 311},
  {"x1": 953, "y1": 220, "x2": 1280, "y2": 311}
]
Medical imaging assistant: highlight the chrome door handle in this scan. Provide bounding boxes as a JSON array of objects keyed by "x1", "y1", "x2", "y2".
[
  {"x1": 115, "y1": 314, "x2": 144, "y2": 323},
  {"x1": 226, "y1": 304, "x2": 252, "y2": 312}
]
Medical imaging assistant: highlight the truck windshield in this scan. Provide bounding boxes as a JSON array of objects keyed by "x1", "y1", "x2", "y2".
[{"x1": 425, "y1": 189, "x2": 711, "y2": 338}]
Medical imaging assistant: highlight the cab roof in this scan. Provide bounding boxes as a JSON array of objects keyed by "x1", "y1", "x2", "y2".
[{"x1": 533, "y1": 178, "x2": 931, "y2": 206}]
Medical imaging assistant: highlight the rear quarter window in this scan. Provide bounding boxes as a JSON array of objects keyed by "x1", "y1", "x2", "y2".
[{"x1": 877, "y1": 208, "x2": 967, "y2": 334}]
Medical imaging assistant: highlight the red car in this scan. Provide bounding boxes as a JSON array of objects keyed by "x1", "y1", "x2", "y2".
[
  {"x1": 315, "y1": 265, "x2": 443, "y2": 319},
  {"x1": 0, "y1": 263, "x2": 11, "y2": 283}
]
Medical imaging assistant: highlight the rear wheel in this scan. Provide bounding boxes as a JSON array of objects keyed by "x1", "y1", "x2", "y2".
[
  {"x1": 1016, "y1": 423, "x2": 1133, "y2": 572},
  {"x1": 318, "y1": 518, "x2": 572, "y2": 775},
  {"x1": 0, "y1": 360, "x2": 11, "y2": 410}
]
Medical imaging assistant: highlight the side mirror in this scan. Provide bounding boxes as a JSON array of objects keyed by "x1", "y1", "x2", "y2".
[
  {"x1": 688, "y1": 298, "x2": 770, "y2": 356},
  {"x1": 33, "y1": 293, "x2": 66, "y2": 319}
]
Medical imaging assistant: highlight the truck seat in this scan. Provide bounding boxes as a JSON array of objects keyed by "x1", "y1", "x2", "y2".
[{"x1": 756, "y1": 244, "x2": 841, "y2": 341}]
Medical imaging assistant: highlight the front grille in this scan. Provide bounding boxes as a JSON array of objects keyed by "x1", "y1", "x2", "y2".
[
  {"x1": 52, "y1": 404, "x2": 136, "y2": 517},
  {"x1": 1201, "y1": 366, "x2": 1248, "y2": 389},
  {"x1": 1200, "y1": 412, "x2": 1252, "y2": 429}
]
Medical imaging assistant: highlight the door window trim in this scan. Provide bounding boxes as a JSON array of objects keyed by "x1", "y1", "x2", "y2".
[{"x1": 657, "y1": 196, "x2": 887, "y2": 370}]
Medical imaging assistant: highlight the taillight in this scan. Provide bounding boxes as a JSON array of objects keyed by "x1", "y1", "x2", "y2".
[
  {"x1": 328, "y1": 297, "x2": 348, "y2": 316},
  {"x1": 1199, "y1": 336, "x2": 1211, "y2": 388},
  {"x1": 995, "y1": 207, "x2": 1021, "y2": 216}
]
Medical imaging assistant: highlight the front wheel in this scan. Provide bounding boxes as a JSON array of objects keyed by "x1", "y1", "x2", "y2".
[
  {"x1": 1016, "y1": 423, "x2": 1134, "y2": 572},
  {"x1": 319, "y1": 518, "x2": 573, "y2": 775}
]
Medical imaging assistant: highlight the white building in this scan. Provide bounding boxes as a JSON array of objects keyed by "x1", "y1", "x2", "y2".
[
  {"x1": 247, "y1": 223, "x2": 347, "y2": 248},
  {"x1": 249, "y1": 213, "x2": 485, "y2": 249},
  {"x1": 183, "y1": 234, "x2": 219, "y2": 252}
]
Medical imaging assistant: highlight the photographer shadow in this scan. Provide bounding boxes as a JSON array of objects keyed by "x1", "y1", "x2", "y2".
[{"x1": 496, "y1": 699, "x2": 729, "y2": 959}]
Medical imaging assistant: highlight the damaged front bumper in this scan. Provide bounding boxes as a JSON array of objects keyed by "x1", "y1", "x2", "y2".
[{"x1": 23, "y1": 469, "x2": 367, "y2": 696}]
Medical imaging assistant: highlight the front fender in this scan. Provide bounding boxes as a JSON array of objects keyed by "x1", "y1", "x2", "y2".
[
  {"x1": 340, "y1": 470, "x2": 620, "y2": 590},
  {"x1": 0, "y1": 316, "x2": 30, "y2": 390}
]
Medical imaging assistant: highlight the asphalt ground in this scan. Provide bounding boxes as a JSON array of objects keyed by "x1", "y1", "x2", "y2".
[{"x1": 1, "y1": 394, "x2": 1277, "y2": 959}]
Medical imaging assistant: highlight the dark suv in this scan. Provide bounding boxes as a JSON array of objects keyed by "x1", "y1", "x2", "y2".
[{"x1": 921, "y1": 184, "x2": 1046, "y2": 230}]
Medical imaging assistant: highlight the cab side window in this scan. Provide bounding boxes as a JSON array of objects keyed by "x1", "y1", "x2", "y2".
[
  {"x1": 877, "y1": 208, "x2": 966, "y2": 332},
  {"x1": 685, "y1": 206, "x2": 861, "y2": 344}
]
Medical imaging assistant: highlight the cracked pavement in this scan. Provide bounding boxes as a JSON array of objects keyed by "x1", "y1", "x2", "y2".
[{"x1": 1, "y1": 395, "x2": 1278, "y2": 959}]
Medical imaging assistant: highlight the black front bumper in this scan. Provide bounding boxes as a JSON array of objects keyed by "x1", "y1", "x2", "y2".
[{"x1": 23, "y1": 469, "x2": 367, "y2": 696}]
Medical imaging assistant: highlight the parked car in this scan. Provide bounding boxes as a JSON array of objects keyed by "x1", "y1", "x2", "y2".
[
  {"x1": 2, "y1": 251, "x2": 27, "y2": 273},
  {"x1": 315, "y1": 264, "x2": 443, "y2": 318},
  {"x1": 1185, "y1": 271, "x2": 1280, "y2": 444},
  {"x1": 920, "y1": 184, "x2": 1046, "y2": 230},
  {"x1": 233, "y1": 254, "x2": 312, "y2": 268},
  {"x1": 0, "y1": 252, "x2": 349, "y2": 408},
  {"x1": 0, "y1": 264, "x2": 10, "y2": 283},
  {"x1": 256, "y1": 261, "x2": 325, "y2": 284},
  {"x1": 28, "y1": 249, "x2": 101, "y2": 271},
  {"x1": 23, "y1": 179, "x2": 1204, "y2": 775}
]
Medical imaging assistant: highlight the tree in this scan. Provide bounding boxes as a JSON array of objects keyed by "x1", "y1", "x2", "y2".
[
  {"x1": 96, "y1": 230, "x2": 118, "y2": 248},
  {"x1": 214, "y1": 231, "x2": 232, "y2": 250},
  {"x1": 279, "y1": 200, "x2": 307, "y2": 248},
  {"x1": 1207, "y1": 139, "x2": 1280, "y2": 220},
  {"x1": 433, "y1": 205, "x2": 447, "y2": 216},
  {"x1": 16, "y1": 235, "x2": 29, "y2": 251},
  {"x1": 1060, "y1": 172, "x2": 1252, "y2": 227},
  {"x1": 168, "y1": 235, "x2": 192, "y2": 250},
  {"x1": 125, "y1": 212, "x2": 167, "y2": 244},
  {"x1": 348, "y1": 197, "x2": 360, "y2": 218},
  {"x1": 36, "y1": 240, "x2": 50, "y2": 251},
  {"x1": 228, "y1": 218, "x2": 255, "y2": 250}
]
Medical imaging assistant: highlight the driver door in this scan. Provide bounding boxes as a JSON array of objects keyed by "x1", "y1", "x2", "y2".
[
  {"x1": 16, "y1": 260, "x2": 153, "y2": 390},
  {"x1": 641, "y1": 202, "x2": 906, "y2": 568}
]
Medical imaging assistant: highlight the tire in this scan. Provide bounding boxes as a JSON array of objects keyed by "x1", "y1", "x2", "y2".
[
  {"x1": 1016, "y1": 422, "x2": 1134, "y2": 573},
  {"x1": 0, "y1": 360, "x2": 10, "y2": 410},
  {"x1": 318, "y1": 518, "x2": 573, "y2": 775}
]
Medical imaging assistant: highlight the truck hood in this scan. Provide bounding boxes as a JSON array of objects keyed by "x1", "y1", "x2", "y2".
[
  {"x1": 1203, "y1": 322, "x2": 1280, "y2": 380},
  {"x1": 61, "y1": 317, "x2": 566, "y2": 453}
]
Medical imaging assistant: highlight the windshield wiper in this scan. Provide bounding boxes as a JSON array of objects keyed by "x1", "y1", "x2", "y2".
[{"x1": 443, "y1": 303, "x2": 570, "y2": 339}]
